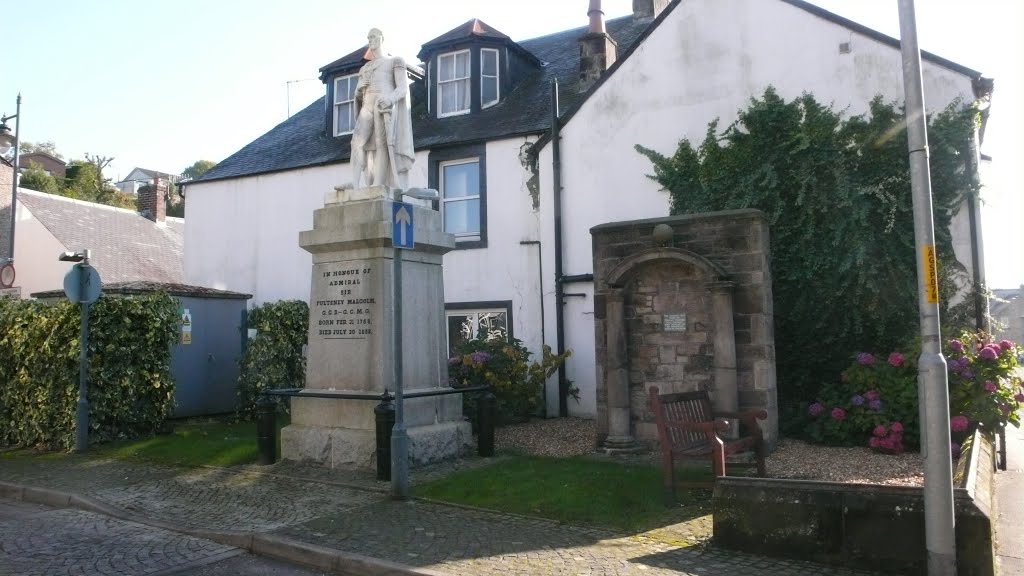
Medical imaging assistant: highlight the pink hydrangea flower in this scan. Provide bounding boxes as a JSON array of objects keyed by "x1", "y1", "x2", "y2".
[
  {"x1": 949, "y1": 339, "x2": 964, "y2": 353},
  {"x1": 890, "y1": 422, "x2": 904, "y2": 434},
  {"x1": 857, "y1": 353, "x2": 876, "y2": 366},
  {"x1": 950, "y1": 415, "x2": 970, "y2": 432},
  {"x1": 864, "y1": 390, "x2": 880, "y2": 402},
  {"x1": 999, "y1": 339, "x2": 1014, "y2": 351},
  {"x1": 888, "y1": 352, "x2": 905, "y2": 367},
  {"x1": 984, "y1": 381, "x2": 997, "y2": 393},
  {"x1": 808, "y1": 403, "x2": 825, "y2": 417},
  {"x1": 873, "y1": 425, "x2": 887, "y2": 438},
  {"x1": 831, "y1": 407, "x2": 846, "y2": 421},
  {"x1": 980, "y1": 347, "x2": 999, "y2": 361},
  {"x1": 869, "y1": 437, "x2": 881, "y2": 448}
]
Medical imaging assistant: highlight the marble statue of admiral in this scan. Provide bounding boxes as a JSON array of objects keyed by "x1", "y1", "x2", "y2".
[{"x1": 351, "y1": 28, "x2": 415, "y2": 190}]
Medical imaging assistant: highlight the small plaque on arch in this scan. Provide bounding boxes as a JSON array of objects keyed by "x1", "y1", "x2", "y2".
[{"x1": 663, "y1": 313, "x2": 687, "y2": 332}]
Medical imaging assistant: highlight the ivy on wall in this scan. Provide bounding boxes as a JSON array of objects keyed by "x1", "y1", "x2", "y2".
[
  {"x1": 236, "y1": 300, "x2": 309, "y2": 419},
  {"x1": 0, "y1": 294, "x2": 180, "y2": 450},
  {"x1": 636, "y1": 88, "x2": 981, "y2": 404}
]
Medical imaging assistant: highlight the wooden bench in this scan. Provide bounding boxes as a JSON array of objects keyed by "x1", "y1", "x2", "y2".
[{"x1": 648, "y1": 386, "x2": 767, "y2": 496}]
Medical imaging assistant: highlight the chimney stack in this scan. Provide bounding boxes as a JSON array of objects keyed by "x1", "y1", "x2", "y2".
[
  {"x1": 578, "y1": 0, "x2": 617, "y2": 92},
  {"x1": 633, "y1": 0, "x2": 668, "y2": 19},
  {"x1": 139, "y1": 176, "x2": 166, "y2": 224}
]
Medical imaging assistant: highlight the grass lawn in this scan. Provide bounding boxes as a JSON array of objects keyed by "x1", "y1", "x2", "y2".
[
  {"x1": 415, "y1": 455, "x2": 713, "y2": 532},
  {"x1": 2, "y1": 415, "x2": 288, "y2": 469}
]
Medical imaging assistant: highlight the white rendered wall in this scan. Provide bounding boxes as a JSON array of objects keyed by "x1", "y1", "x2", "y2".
[
  {"x1": 538, "y1": 0, "x2": 981, "y2": 418},
  {"x1": 14, "y1": 195, "x2": 69, "y2": 297},
  {"x1": 443, "y1": 136, "x2": 545, "y2": 361}
]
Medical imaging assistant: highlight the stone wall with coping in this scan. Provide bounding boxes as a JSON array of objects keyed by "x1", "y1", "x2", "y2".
[
  {"x1": 591, "y1": 208, "x2": 777, "y2": 447},
  {"x1": 713, "y1": 430, "x2": 997, "y2": 575}
]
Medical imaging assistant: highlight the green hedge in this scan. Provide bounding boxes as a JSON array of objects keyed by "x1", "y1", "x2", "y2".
[
  {"x1": 236, "y1": 300, "x2": 309, "y2": 420},
  {"x1": 0, "y1": 294, "x2": 180, "y2": 450}
]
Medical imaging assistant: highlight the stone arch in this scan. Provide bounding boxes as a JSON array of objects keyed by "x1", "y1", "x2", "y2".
[
  {"x1": 606, "y1": 247, "x2": 728, "y2": 289},
  {"x1": 600, "y1": 248, "x2": 738, "y2": 451}
]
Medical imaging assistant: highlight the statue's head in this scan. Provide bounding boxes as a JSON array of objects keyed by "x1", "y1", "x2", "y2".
[{"x1": 367, "y1": 28, "x2": 384, "y2": 50}]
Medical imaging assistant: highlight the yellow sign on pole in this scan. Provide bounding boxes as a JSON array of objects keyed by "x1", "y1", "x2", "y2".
[{"x1": 923, "y1": 245, "x2": 939, "y2": 304}]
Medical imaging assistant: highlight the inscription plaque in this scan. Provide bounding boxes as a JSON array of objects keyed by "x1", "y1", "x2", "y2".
[
  {"x1": 664, "y1": 313, "x2": 687, "y2": 332},
  {"x1": 311, "y1": 262, "x2": 376, "y2": 342}
]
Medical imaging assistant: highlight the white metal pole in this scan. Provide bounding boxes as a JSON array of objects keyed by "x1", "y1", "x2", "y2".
[{"x1": 897, "y1": 1, "x2": 956, "y2": 573}]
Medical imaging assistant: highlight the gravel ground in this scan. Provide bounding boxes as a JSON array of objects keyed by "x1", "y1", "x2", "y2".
[
  {"x1": 767, "y1": 438, "x2": 924, "y2": 486},
  {"x1": 496, "y1": 417, "x2": 597, "y2": 457},
  {"x1": 495, "y1": 418, "x2": 926, "y2": 486}
]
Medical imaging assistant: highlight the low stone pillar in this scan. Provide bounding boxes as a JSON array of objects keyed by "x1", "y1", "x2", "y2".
[
  {"x1": 708, "y1": 280, "x2": 738, "y2": 437},
  {"x1": 603, "y1": 289, "x2": 638, "y2": 452}
]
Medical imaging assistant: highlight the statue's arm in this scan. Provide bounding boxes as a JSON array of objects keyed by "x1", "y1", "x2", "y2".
[{"x1": 386, "y1": 57, "x2": 408, "y2": 106}]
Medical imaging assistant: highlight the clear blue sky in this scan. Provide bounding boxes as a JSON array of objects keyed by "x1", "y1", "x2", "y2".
[{"x1": 3, "y1": 0, "x2": 1021, "y2": 288}]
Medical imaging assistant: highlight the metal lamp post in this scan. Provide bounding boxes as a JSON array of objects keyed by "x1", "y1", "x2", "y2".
[
  {"x1": 0, "y1": 93, "x2": 21, "y2": 263},
  {"x1": 897, "y1": 1, "x2": 956, "y2": 574},
  {"x1": 390, "y1": 186, "x2": 438, "y2": 500}
]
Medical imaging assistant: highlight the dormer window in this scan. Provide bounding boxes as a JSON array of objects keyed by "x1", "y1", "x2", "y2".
[
  {"x1": 438, "y1": 50, "x2": 471, "y2": 117},
  {"x1": 333, "y1": 74, "x2": 358, "y2": 136},
  {"x1": 481, "y1": 48, "x2": 499, "y2": 108}
]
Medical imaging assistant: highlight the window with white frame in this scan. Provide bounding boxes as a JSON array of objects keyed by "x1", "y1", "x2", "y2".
[
  {"x1": 438, "y1": 50, "x2": 471, "y2": 117},
  {"x1": 446, "y1": 308, "x2": 508, "y2": 356},
  {"x1": 333, "y1": 74, "x2": 358, "y2": 136},
  {"x1": 481, "y1": 48, "x2": 499, "y2": 108},
  {"x1": 440, "y1": 159, "x2": 480, "y2": 239}
]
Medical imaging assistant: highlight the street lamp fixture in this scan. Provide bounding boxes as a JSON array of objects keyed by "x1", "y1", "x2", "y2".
[
  {"x1": 59, "y1": 251, "x2": 87, "y2": 263},
  {"x1": 1, "y1": 93, "x2": 21, "y2": 264}
]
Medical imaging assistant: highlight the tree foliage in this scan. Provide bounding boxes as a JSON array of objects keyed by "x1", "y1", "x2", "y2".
[
  {"x1": 19, "y1": 140, "x2": 63, "y2": 160},
  {"x1": 18, "y1": 162, "x2": 60, "y2": 194},
  {"x1": 635, "y1": 88, "x2": 980, "y2": 404},
  {"x1": 182, "y1": 160, "x2": 217, "y2": 180}
]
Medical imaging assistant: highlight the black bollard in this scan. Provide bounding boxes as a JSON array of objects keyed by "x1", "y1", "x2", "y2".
[
  {"x1": 375, "y1": 392, "x2": 395, "y2": 481},
  {"x1": 478, "y1": 389, "x2": 496, "y2": 457},
  {"x1": 256, "y1": 396, "x2": 277, "y2": 466}
]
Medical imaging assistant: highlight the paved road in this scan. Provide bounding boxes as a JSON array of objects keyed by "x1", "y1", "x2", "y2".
[
  {"x1": 0, "y1": 498, "x2": 329, "y2": 576},
  {"x1": 997, "y1": 422, "x2": 1024, "y2": 575}
]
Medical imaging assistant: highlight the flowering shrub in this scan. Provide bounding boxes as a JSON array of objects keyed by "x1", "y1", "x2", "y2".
[
  {"x1": 803, "y1": 346, "x2": 918, "y2": 450},
  {"x1": 803, "y1": 331, "x2": 1024, "y2": 456},
  {"x1": 448, "y1": 335, "x2": 570, "y2": 424},
  {"x1": 945, "y1": 331, "x2": 1024, "y2": 436}
]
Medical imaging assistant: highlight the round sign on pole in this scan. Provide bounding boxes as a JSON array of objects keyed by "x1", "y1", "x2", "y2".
[
  {"x1": 0, "y1": 262, "x2": 14, "y2": 289},
  {"x1": 63, "y1": 266, "x2": 103, "y2": 304}
]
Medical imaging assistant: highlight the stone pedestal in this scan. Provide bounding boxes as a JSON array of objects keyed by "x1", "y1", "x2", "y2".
[{"x1": 281, "y1": 185, "x2": 472, "y2": 469}]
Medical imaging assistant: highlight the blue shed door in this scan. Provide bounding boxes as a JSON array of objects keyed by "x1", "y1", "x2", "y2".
[{"x1": 171, "y1": 297, "x2": 245, "y2": 417}]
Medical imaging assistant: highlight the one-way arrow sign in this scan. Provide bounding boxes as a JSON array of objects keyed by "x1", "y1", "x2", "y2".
[{"x1": 392, "y1": 201, "x2": 414, "y2": 249}]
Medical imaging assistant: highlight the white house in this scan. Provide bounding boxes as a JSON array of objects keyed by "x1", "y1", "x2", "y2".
[
  {"x1": 116, "y1": 167, "x2": 181, "y2": 196},
  {"x1": 183, "y1": 0, "x2": 993, "y2": 421}
]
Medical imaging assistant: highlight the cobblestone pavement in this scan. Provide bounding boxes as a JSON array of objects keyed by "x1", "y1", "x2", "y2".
[
  {"x1": 0, "y1": 499, "x2": 238, "y2": 575},
  {"x1": 94, "y1": 467, "x2": 377, "y2": 532},
  {"x1": 0, "y1": 498, "x2": 331, "y2": 576},
  {"x1": 275, "y1": 499, "x2": 878, "y2": 576},
  {"x1": 0, "y1": 455, "x2": 883, "y2": 575}
]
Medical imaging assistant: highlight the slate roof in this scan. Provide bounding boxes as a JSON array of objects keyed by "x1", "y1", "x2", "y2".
[
  {"x1": 192, "y1": 0, "x2": 985, "y2": 186},
  {"x1": 319, "y1": 45, "x2": 372, "y2": 80},
  {"x1": 31, "y1": 281, "x2": 250, "y2": 300},
  {"x1": 192, "y1": 14, "x2": 653, "y2": 184},
  {"x1": 17, "y1": 188, "x2": 185, "y2": 284}
]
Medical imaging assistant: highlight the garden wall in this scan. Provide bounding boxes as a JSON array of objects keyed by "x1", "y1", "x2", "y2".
[{"x1": 712, "y1": 431, "x2": 996, "y2": 575}]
